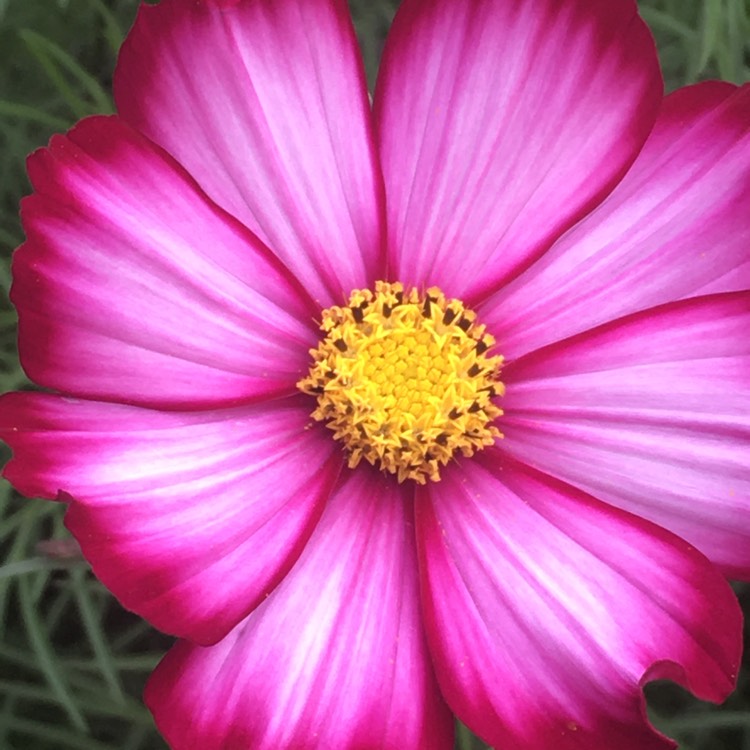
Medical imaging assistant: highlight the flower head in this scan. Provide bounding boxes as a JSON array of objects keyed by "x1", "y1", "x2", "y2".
[
  {"x1": 1, "y1": 0, "x2": 749, "y2": 748},
  {"x1": 298, "y1": 281, "x2": 504, "y2": 483}
]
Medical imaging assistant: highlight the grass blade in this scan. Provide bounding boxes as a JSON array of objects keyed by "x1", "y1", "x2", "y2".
[
  {"x1": 19, "y1": 29, "x2": 113, "y2": 118},
  {"x1": 17, "y1": 573, "x2": 89, "y2": 732}
]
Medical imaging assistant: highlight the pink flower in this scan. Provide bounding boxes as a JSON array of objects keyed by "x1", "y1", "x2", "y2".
[{"x1": 1, "y1": 0, "x2": 749, "y2": 747}]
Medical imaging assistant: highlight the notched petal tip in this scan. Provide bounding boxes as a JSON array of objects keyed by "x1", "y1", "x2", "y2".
[{"x1": 417, "y1": 457, "x2": 743, "y2": 750}]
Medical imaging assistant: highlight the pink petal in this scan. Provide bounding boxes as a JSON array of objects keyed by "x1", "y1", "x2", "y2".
[
  {"x1": 500, "y1": 292, "x2": 750, "y2": 579},
  {"x1": 0, "y1": 392, "x2": 340, "y2": 644},
  {"x1": 484, "y1": 82, "x2": 750, "y2": 359},
  {"x1": 374, "y1": 0, "x2": 661, "y2": 302},
  {"x1": 17, "y1": 116, "x2": 315, "y2": 409},
  {"x1": 417, "y1": 456, "x2": 741, "y2": 750},
  {"x1": 145, "y1": 467, "x2": 453, "y2": 750},
  {"x1": 115, "y1": 0, "x2": 384, "y2": 308}
]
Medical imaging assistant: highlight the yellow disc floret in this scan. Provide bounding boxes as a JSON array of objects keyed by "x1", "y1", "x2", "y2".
[{"x1": 297, "y1": 281, "x2": 504, "y2": 484}]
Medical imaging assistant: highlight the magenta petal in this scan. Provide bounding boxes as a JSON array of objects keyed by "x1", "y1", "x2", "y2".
[
  {"x1": 485, "y1": 82, "x2": 750, "y2": 358},
  {"x1": 501, "y1": 292, "x2": 750, "y2": 579},
  {"x1": 17, "y1": 116, "x2": 315, "y2": 409},
  {"x1": 375, "y1": 0, "x2": 661, "y2": 301},
  {"x1": 417, "y1": 457, "x2": 741, "y2": 750},
  {"x1": 0, "y1": 392, "x2": 340, "y2": 643},
  {"x1": 116, "y1": 0, "x2": 385, "y2": 307},
  {"x1": 145, "y1": 468, "x2": 453, "y2": 750}
]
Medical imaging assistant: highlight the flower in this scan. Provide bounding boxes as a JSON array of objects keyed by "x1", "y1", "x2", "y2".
[{"x1": 1, "y1": 0, "x2": 749, "y2": 747}]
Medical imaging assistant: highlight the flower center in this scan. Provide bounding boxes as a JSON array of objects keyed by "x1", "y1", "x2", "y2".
[{"x1": 297, "y1": 281, "x2": 504, "y2": 484}]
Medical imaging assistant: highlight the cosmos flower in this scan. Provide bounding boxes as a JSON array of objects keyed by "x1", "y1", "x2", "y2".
[{"x1": 1, "y1": 0, "x2": 749, "y2": 747}]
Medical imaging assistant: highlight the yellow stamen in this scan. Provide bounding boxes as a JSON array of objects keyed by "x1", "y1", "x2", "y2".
[{"x1": 297, "y1": 281, "x2": 504, "y2": 484}]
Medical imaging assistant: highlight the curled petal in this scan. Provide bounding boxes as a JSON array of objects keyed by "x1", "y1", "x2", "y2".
[{"x1": 417, "y1": 457, "x2": 741, "y2": 750}]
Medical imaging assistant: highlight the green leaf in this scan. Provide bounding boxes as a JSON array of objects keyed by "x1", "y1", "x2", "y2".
[
  {"x1": 86, "y1": 0, "x2": 126, "y2": 54},
  {"x1": 18, "y1": 573, "x2": 90, "y2": 732},
  {"x1": 692, "y1": 0, "x2": 724, "y2": 77},
  {"x1": 70, "y1": 567, "x2": 127, "y2": 705},
  {"x1": 0, "y1": 98, "x2": 71, "y2": 129},
  {"x1": 19, "y1": 28, "x2": 113, "y2": 119}
]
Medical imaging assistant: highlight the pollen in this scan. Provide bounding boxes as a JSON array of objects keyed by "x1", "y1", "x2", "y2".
[{"x1": 297, "y1": 281, "x2": 504, "y2": 484}]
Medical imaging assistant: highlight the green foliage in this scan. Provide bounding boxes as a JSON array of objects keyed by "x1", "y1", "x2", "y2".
[
  {"x1": 0, "y1": 1, "x2": 748, "y2": 749},
  {"x1": 643, "y1": 0, "x2": 750, "y2": 85}
]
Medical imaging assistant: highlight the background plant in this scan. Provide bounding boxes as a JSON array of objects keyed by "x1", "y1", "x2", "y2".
[{"x1": 0, "y1": 1, "x2": 748, "y2": 748}]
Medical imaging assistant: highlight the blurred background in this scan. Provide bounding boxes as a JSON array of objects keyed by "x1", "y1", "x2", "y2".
[{"x1": 0, "y1": 1, "x2": 748, "y2": 748}]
